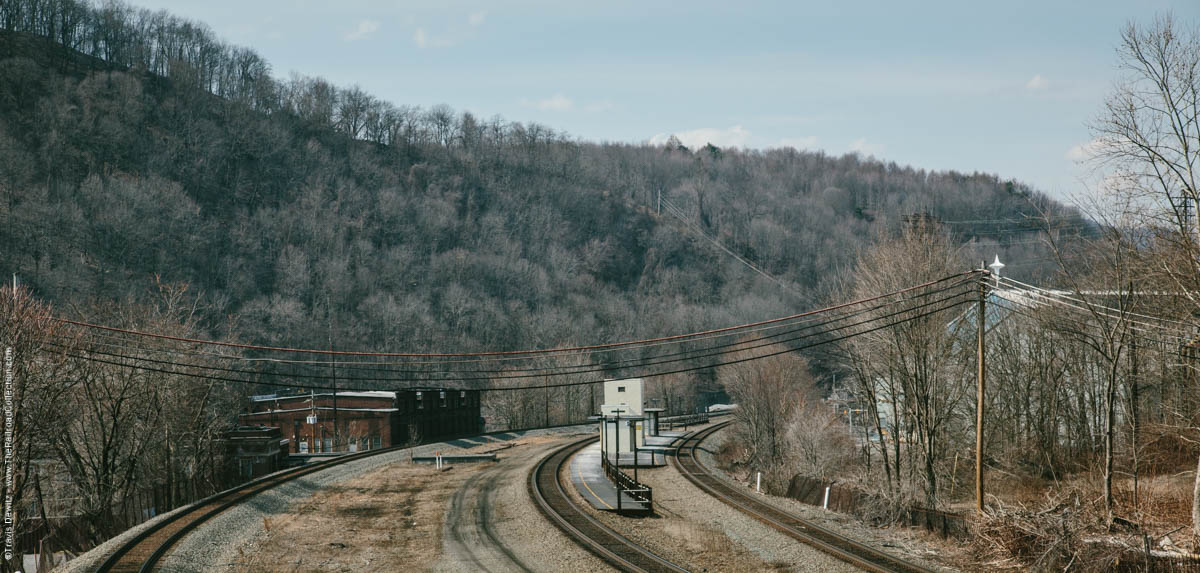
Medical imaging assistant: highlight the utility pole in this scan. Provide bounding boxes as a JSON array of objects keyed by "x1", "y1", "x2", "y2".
[
  {"x1": 976, "y1": 265, "x2": 987, "y2": 514},
  {"x1": 309, "y1": 389, "x2": 316, "y2": 453},
  {"x1": 1131, "y1": 335, "x2": 1140, "y2": 509},
  {"x1": 329, "y1": 305, "x2": 339, "y2": 452}
]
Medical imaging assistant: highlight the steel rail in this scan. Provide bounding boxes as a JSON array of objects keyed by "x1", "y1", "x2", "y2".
[
  {"x1": 95, "y1": 445, "x2": 401, "y2": 573},
  {"x1": 674, "y1": 422, "x2": 937, "y2": 573},
  {"x1": 529, "y1": 436, "x2": 690, "y2": 573}
]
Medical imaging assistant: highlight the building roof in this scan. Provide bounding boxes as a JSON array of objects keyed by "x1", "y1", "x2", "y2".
[
  {"x1": 242, "y1": 406, "x2": 400, "y2": 415},
  {"x1": 251, "y1": 390, "x2": 397, "y2": 402}
]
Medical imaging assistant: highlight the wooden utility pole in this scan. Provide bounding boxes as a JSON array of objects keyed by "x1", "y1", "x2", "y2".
[
  {"x1": 1131, "y1": 335, "x2": 1140, "y2": 509},
  {"x1": 976, "y1": 267, "x2": 987, "y2": 513},
  {"x1": 329, "y1": 318, "x2": 338, "y2": 452}
]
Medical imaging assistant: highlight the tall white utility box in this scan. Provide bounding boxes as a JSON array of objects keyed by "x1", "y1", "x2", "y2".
[{"x1": 599, "y1": 378, "x2": 645, "y2": 455}]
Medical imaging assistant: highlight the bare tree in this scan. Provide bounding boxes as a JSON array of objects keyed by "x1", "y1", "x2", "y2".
[
  {"x1": 845, "y1": 220, "x2": 971, "y2": 508},
  {"x1": 1089, "y1": 14, "x2": 1200, "y2": 533}
]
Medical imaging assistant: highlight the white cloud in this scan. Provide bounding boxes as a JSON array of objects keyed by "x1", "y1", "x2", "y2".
[
  {"x1": 1025, "y1": 74, "x2": 1048, "y2": 90},
  {"x1": 1066, "y1": 137, "x2": 1116, "y2": 161},
  {"x1": 521, "y1": 94, "x2": 574, "y2": 111},
  {"x1": 650, "y1": 125, "x2": 752, "y2": 149},
  {"x1": 777, "y1": 136, "x2": 819, "y2": 150},
  {"x1": 344, "y1": 19, "x2": 379, "y2": 42},
  {"x1": 583, "y1": 101, "x2": 615, "y2": 113},
  {"x1": 413, "y1": 27, "x2": 458, "y2": 49},
  {"x1": 849, "y1": 138, "x2": 885, "y2": 156},
  {"x1": 468, "y1": 11, "x2": 487, "y2": 27}
]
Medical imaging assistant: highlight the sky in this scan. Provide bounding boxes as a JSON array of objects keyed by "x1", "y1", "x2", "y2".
[{"x1": 130, "y1": 0, "x2": 1200, "y2": 203}]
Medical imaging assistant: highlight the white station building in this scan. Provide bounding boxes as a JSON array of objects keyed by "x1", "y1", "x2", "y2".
[{"x1": 598, "y1": 378, "x2": 662, "y2": 456}]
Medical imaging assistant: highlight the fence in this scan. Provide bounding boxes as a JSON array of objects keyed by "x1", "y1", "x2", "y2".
[
  {"x1": 661, "y1": 412, "x2": 710, "y2": 430},
  {"x1": 600, "y1": 452, "x2": 653, "y2": 513},
  {"x1": 785, "y1": 474, "x2": 970, "y2": 540}
]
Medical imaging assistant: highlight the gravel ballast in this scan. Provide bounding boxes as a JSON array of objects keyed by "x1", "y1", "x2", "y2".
[
  {"x1": 562, "y1": 424, "x2": 859, "y2": 573},
  {"x1": 432, "y1": 432, "x2": 611, "y2": 573},
  {"x1": 59, "y1": 423, "x2": 602, "y2": 573},
  {"x1": 697, "y1": 424, "x2": 962, "y2": 572}
]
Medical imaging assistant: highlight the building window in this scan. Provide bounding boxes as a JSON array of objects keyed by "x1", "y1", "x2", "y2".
[
  {"x1": 372, "y1": 435, "x2": 382, "y2": 450},
  {"x1": 617, "y1": 386, "x2": 625, "y2": 392},
  {"x1": 416, "y1": 392, "x2": 423, "y2": 410}
]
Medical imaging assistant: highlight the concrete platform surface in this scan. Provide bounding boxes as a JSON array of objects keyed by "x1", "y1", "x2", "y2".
[{"x1": 569, "y1": 442, "x2": 651, "y2": 513}]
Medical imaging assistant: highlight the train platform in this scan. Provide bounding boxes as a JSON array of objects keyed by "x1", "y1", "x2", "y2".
[
  {"x1": 569, "y1": 441, "x2": 652, "y2": 513},
  {"x1": 599, "y1": 430, "x2": 688, "y2": 467},
  {"x1": 443, "y1": 431, "x2": 526, "y2": 449}
]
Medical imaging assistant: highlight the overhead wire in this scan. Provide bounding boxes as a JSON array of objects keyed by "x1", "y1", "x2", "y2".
[
  {"x1": 997, "y1": 275, "x2": 1196, "y2": 330},
  {"x1": 47, "y1": 271, "x2": 982, "y2": 359},
  {"x1": 49, "y1": 280, "x2": 979, "y2": 385},
  {"x1": 51, "y1": 274, "x2": 979, "y2": 377},
  {"x1": 52, "y1": 290, "x2": 977, "y2": 393},
  {"x1": 658, "y1": 195, "x2": 805, "y2": 298},
  {"x1": 994, "y1": 299, "x2": 1193, "y2": 349}
]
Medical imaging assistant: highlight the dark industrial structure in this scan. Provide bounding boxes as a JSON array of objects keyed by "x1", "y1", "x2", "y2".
[
  {"x1": 223, "y1": 425, "x2": 290, "y2": 479},
  {"x1": 239, "y1": 388, "x2": 482, "y2": 454}
]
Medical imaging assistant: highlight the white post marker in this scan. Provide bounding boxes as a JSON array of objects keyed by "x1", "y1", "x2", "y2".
[
  {"x1": 823, "y1": 486, "x2": 831, "y2": 510},
  {"x1": 756, "y1": 472, "x2": 761, "y2": 493}
]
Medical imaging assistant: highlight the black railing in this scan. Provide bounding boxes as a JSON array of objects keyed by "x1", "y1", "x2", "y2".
[
  {"x1": 600, "y1": 452, "x2": 652, "y2": 512},
  {"x1": 661, "y1": 412, "x2": 710, "y2": 430}
]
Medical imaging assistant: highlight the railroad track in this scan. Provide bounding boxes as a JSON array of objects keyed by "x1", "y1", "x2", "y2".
[
  {"x1": 95, "y1": 445, "x2": 401, "y2": 573},
  {"x1": 529, "y1": 436, "x2": 690, "y2": 573},
  {"x1": 674, "y1": 422, "x2": 936, "y2": 573}
]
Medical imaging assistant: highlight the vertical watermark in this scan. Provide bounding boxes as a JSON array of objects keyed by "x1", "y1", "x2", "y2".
[{"x1": 3, "y1": 346, "x2": 13, "y2": 564}]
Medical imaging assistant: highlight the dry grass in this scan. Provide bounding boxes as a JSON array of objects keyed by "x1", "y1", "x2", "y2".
[{"x1": 235, "y1": 461, "x2": 484, "y2": 572}]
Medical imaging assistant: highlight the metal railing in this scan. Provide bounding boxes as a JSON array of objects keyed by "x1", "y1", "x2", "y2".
[
  {"x1": 600, "y1": 452, "x2": 652, "y2": 513},
  {"x1": 661, "y1": 412, "x2": 710, "y2": 430}
]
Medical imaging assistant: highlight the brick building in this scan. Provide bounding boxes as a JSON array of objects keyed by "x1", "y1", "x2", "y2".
[
  {"x1": 224, "y1": 425, "x2": 290, "y2": 479},
  {"x1": 239, "y1": 388, "x2": 482, "y2": 454}
]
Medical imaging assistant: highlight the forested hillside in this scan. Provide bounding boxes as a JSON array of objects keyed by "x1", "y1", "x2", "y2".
[{"x1": 0, "y1": 0, "x2": 1084, "y2": 356}]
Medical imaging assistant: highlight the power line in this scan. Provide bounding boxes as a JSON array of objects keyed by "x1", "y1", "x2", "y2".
[
  {"x1": 58, "y1": 275, "x2": 978, "y2": 376},
  {"x1": 658, "y1": 195, "x2": 804, "y2": 297},
  {"x1": 48, "y1": 271, "x2": 982, "y2": 358},
  {"x1": 50, "y1": 282, "x2": 977, "y2": 386},
  {"x1": 52, "y1": 293, "x2": 974, "y2": 393},
  {"x1": 997, "y1": 276, "x2": 1195, "y2": 330}
]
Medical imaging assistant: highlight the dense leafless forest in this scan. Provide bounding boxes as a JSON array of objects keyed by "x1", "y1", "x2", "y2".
[
  {"x1": 0, "y1": 0, "x2": 1081, "y2": 354},
  {"x1": 6, "y1": 1, "x2": 1200, "y2": 571}
]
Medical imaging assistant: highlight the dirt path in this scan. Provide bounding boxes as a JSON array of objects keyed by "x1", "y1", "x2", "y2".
[
  {"x1": 436, "y1": 452, "x2": 535, "y2": 572},
  {"x1": 432, "y1": 435, "x2": 610, "y2": 573}
]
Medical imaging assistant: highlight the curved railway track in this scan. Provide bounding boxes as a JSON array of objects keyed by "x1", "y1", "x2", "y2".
[
  {"x1": 529, "y1": 436, "x2": 690, "y2": 573},
  {"x1": 95, "y1": 445, "x2": 401, "y2": 573},
  {"x1": 675, "y1": 421, "x2": 936, "y2": 573}
]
